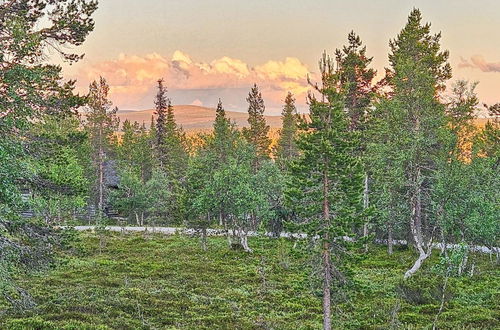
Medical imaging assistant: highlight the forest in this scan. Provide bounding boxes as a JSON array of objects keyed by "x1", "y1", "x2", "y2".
[{"x1": 0, "y1": 1, "x2": 498, "y2": 329}]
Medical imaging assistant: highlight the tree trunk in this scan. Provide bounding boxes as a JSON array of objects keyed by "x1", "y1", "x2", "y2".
[
  {"x1": 251, "y1": 212, "x2": 257, "y2": 231},
  {"x1": 225, "y1": 217, "x2": 232, "y2": 248},
  {"x1": 322, "y1": 169, "x2": 331, "y2": 330},
  {"x1": 363, "y1": 173, "x2": 369, "y2": 252},
  {"x1": 135, "y1": 212, "x2": 140, "y2": 226},
  {"x1": 405, "y1": 166, "x2": 429, "y2": 279},
  {"x1": 388, "y1": 223, "x2": 394, "y2": 255},
  {"x1": 97, "y1": 142, "x2": 104, "y2": 222},
  {"x1": 240, "y1": 229, "x2": 252, "y2": 253},
  {"x1": 201, "y1": 227, "x2": 207, "y2": 251},
  {"x1": 322, "y1": 240, "x2": 332, "y2": 330},
  {"x1": 404, "y1": 249, "x2": 431, "y2": 279}
]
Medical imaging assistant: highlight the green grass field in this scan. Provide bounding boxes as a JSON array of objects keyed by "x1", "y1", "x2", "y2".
[{"x1": 2, "y1": 231, "x2": 499, "y2": 329}]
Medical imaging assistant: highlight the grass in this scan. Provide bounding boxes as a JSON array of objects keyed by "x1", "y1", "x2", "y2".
[{"x1": 1, "y1": 230, "x2": 498, "y2": 329}]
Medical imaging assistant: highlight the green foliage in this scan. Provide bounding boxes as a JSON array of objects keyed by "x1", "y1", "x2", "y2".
[
  {"x1": 145, "y1": 169, "x2": 181, "y2": 224},
  {"x1": 109, "y1": 166, "x2": 150, "y2": 225},
  {"x1": 118, "y1": 119, "x2": 152, "y2": 181},
  {"x1": 253, "y1": 160, "x2": 288, "y2": 235},
  {"x1": 149, "y1": 79, "x2": 188, "y2": 224},
  {"x1": 190, "y1": 138, "x2": 261, "y2": 236},
  {"x1": 28, "y1": 115, "x2": 89, "y2": 224},
  {"x1": 0, "y1": 0, "x2": 96, "y2": 212},
  {"x1": 432, "y1": 81, "x2": 499, "y2": 249}
]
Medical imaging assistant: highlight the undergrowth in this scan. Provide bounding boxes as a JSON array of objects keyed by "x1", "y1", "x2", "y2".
[{"x1": 1, "y1": 231, "x2": 498, "y2": 329}]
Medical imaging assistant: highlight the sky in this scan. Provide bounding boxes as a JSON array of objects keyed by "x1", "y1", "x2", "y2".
[{"x1": 57, "y1": 0, "x2": 500, "y2": 115}]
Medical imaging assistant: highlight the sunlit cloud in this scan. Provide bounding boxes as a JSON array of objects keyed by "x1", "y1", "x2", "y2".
[
  {"x1": 74, "y1": 51, "x2": 312, "y2": 113},
  {"x1": 459, "y1": 55, "x2": 500, "y2": 73}
]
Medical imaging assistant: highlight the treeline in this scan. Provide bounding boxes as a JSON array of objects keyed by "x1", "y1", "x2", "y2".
[{"x1": 0, "y1": 1, "x2": 498, "y2": 327}]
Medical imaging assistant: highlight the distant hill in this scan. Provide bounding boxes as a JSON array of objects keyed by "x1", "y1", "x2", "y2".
[
  {"x1": 116, "y1": 105, "x2": 283, "y2": 131},
  {"x1": 114, "y1": 106, "x2": 492, "y2": 133}
]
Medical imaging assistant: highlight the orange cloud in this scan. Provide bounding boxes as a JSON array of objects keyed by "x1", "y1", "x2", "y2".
[
  {"x1": 459, "y1": 55, "x2": 500, "y2": 72},
  {"x1": 74, "y1": 51, "x2": 312, "y2": 112}
]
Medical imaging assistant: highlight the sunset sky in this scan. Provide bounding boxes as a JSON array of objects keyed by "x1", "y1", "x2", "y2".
[{"x1": 57, "y1": 0, "x2": 500, "y2": 115}]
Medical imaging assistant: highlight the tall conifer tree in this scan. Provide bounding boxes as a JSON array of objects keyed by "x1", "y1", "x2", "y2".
[
  {"x1": 286, "y1": 54, "x2": 363, "y2": 330},
  {"x1": 154, "y1": 79, "x2": 168, "y2": 168}
]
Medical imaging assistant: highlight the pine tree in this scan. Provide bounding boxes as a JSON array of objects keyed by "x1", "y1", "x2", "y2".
[
  {"x1": 0, "y1": 0, "x2": 97, "y2": 305},
  {"x1": 276, "y1": 92, "x2": 298, "y2": 166},
  {"x1": 286, "y1": 54, "x2": 363, "y2": 330},
  {"x1": 369, "y1": 9, "x2": 452, "y2": 278},
  {"x1": 243, "y1": 84, "x2": 271, "y2": 166},
  {"x1": 85, "y1": 77, "x2": 119, "y2": 220}
]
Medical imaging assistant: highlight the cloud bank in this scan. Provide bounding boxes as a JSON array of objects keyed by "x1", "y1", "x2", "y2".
[
  {"x1": 459, "y1": 55, "x2": 500, "y2": 73},
  {"x1": 75, "y1": 51, "x2": 312, "y2": 113}
]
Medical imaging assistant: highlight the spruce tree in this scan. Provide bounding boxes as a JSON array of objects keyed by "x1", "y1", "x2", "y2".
[
  {"x1": 243, "y1": 84, "x2": 271, "y2": 166},
  {"x1": 276, "y1": 92, "x2": 299, "y2": 166}
]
